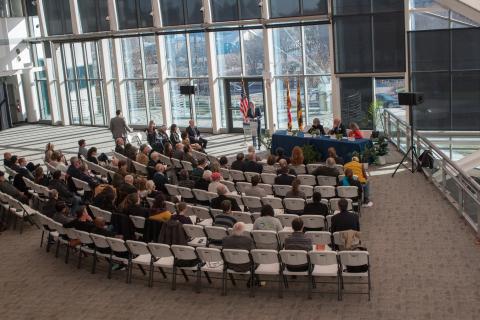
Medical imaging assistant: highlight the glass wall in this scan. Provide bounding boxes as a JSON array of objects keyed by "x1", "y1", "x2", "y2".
[
  {"x1": 42, "y1": 0, "x2": 72, "y2": 35},
  {"x1": 165, "y1": 32, "x2": 210, "y2": 128},
  {"x1": 116, "y1": 0, "x2": 153, "y2": 30},
  {"x1": 121, "y1": 36, "x2": 163, "y2": 126},
  {"x1": 211, "y1": 0, "x2": 262, "y2": 21},
  {"x1": 160, "y1": 0, "x2": 203, "y2": 26},
  {"x1": 61, "y1": 42, "x2": 106, "y2": 125},
  {"x1": 273, "y1": 24, "x2": 331, "y2": 130},
  {"x1": 78, "y1": 0, "x2": 110, "y2": 33},
  {"x1": 270, "y1": 0, "x2": 328, "y2": 18}
]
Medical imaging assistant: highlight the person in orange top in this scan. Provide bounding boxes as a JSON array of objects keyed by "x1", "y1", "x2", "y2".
[
  {"x1": 348, "y1": 122, "x2": 363, "y2": 139},
  {"x1": 343, "y1": 156, "x2": 372, "y2": 207}
]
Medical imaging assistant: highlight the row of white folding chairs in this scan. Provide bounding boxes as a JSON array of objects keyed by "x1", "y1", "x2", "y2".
[
  {"x1": 0, "y1": 191, "x2": 38, "y2": 233},
  {"x1": 36, "y1": 214, "x2": 369, "y2": 300},
  {"x1": 112, "y1": 151, "x2": 149, "y2": 175},
  {"x1": 286, "y1": 163, "x2": 345, "y2": 175},
  {"x1": 3, "y1": 165, "x2": 18, "y2": 179},
  {"x1": 88, "y1": 205, "x2": 146, "y2": 238},
  {"x1": 82, "y1": 159, "x2": 116, "y2": 180}
]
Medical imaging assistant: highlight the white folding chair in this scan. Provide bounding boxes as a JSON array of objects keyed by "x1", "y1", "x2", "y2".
[
  {"x1": 171, "y1": 157, "x2": 183, "y2": 169},
  {"x1": 210, "y1": 208, "x2": 223, "y2": 218},
  {"x1": 317, "y1": 175, "x2": 338, "y2": 186},
  {"x1": 192, "y1": 206, "x2": 212, "y2": 226},
  {"x1": 221, "y1": 180, "x2": 236, "y2": 193},
  {"x1": 242, "y1": 195, "x2": 262, "y2": 212},
  {"x1": 326, "y1": 215, "x2": 333, "y2": 231},
  {"x1": 258, "y1": 183, "x2": 273, "y2": 195},
  {"x1": 278, "y1": 230, "x2": 293, "y2": 247},
  {"x1": 181, "y1": 161, "x2": 194, "y2": 171},
  {"x1": 178, "y1": 186, "x2": 195, "y2": 202},
  {"x1": 183, "y1": 224, "x2": 207, "y2": 247},
  {"x1": 299, "y1": 185, "x2": 314, "y2": 198},
  {"x1": 129, "y1": 216, "x2": 146, "y2": 239},
  {"x1": 105, "y1": 237, "x2": 130, "y2": 282},
  {"x1": 236, "y1": 182, "x2": 252, "y2": 194},
  {"x1": 147, "y1": 243, "x2": 174, "y2": 287},
  {"x1": 283, "y1": 198, "x2": 305, "y2": 214},
  {"x1": 220, "y1": 167, "x2": 230, "y2": 180},
  {"x1": 337, "y1": 186, "x2": 359, "y2": 199},
  {"x1": 261, "y1": 197, "x2": 284, "y2": 215},
  {"x1": 125, "y1": 240, "x2": 152, "y2": 285},
  {"x1": 89, "y1": 233, "x2": 112, "y2": 275},
  {"x1": 196, "y1": 247, "x2": 225, "y2": 294},
  {"x1": 204, "y1": 226, "x2": 228, "y2": 247},
  {"x1": 251, "y1": 249, "x2": 283, "y2": 297},
  {"x1": 305, "y1": 231, "x2": 331, "y2": 248},
  {"x1": 314, "y1": 186, "x2": 336, "y2": 199},
  {"x1": 170, "y1": 245, "x2": 200, "y2": 291},
  {"x1": 279, "y1": 250, "x2": 312, "y2": 299},
  {"x1": 113, "y1": 151, "x2": 129, "y2": 163},
  {"x1": 335, "y1": 164, "x2": 344, "y2": 175},
  {"x1": 158, "y1": 154, "x2": 173, "y2": 167},
  {"x1": 75, "y1": 230, "x2": 95, "y2": 271},
  {"x1": 302, "y1": 215, "x2": 327, "y2": 231},
  {"x1": 277, "y1": 214, "x2": 299, "y2": 228},
  {"x1": 297, "y1": 174, "x2": 316, "y2": 186},
  {"x1": 192, "y1": 189, "x2": 211, "y2": 204},
  {"x1": 89, "y1": 205, "x2": 112, "y2": 223},
  {"x1": 307, "y1": 164, "x2": 323, "y2": 174},
  {"x1": 222, "y1": 249, "x2": 253, "y2": 296},
  {"x1": 329, "y1": 198, "x2": 353, "y2": 214},
  {"x1": 251, "y1": 230, "x2": 279, "y2": 250},
  {"x1": 164, "y1": 184, "x2": 180, "y2": 197},
  {"x1": 244, "y1": 172, "x2": 259, "y2": 183},
  {"x1": 231, "y1": 211, "x2": 253, "y2": 225},
  {"x1": 273, "y1": 185, "x2": 292, "y2": 197},
  {"x1": 309, "y1": 251, "x2": 340, "y2": 300},
  {"x1": 338, "y1": 251, "x2": 371, "y2": 301},
  {"x1": 229, "y1": 170, "x2": 246, "y2": 182},
  {"x1": 132, "y1": 161, "x2": 148, "y2": 175},
  {"x1": 72, "y1": 177, "x2": 91, "y2": 195},
  {"x1": 261, "y1": 173, "x2": 276, "y2": 185},
  {"x1": 290, "y1": 164, "x2": 306, "y2": 174},
  {"x1": 207, "y1": 154, "x2": 219, "y2": 165}
]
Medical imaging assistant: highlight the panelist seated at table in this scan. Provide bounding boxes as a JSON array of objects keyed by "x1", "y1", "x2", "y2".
[
  {"x1": 348, "y1": 122, "x2": 364, "y2": 139},
  {"x1": 328, "y1": 118, "x2": 347, "y2": 137},
  {"x1": 307, "y1": 118, "x2": 326, "y2": 136}
]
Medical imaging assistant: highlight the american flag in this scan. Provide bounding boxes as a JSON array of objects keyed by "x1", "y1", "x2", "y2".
[{"x1": 240, "y1": 79, "x2": 249, "y2": 122}]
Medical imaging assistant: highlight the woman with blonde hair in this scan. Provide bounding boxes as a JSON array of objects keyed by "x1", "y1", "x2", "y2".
[
  {"x1": 290, "y1": 146, "x2": 304, "y2": 166},
  {"x1": 44, "y1": 143, "x2": 55, "y2": 162},
  {"x1": 348, "y1": 122, "x2": 363, "y2": 139}
]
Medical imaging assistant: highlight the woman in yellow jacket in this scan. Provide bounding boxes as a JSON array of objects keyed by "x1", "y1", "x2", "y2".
[{"x1": 343, "y1": 156, "x2": 373, "y2": 207}]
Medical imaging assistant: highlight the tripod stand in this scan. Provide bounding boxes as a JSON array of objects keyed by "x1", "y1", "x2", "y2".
[{"x1": 392, "y1": 104, "x2": 421, "y2": 177}]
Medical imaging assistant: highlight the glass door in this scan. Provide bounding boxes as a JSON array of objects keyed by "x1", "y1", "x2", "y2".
[{"x1": 224, "y1": 78, "x2": 265, "y2": 133}]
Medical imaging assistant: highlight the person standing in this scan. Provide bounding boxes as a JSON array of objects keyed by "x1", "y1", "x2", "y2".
[
  {"x1": 109, "y1": 110, "x2": 132, "y2": 142},
  {"x1": 247, "y1": 102, "x2": 262, "y2": 150}
]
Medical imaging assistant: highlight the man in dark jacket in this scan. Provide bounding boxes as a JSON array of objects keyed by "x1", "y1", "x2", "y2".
[
  {"x1": 49, "y1": 170, "x2": 82, "y2": 215},
  {"x1": 210, "y1": 185, "x2": 241, "y2": 211},
  {"x1": 331, "y1": 198, "x2": 360, "y2": 233},
  {"x1": 186, "y1": 119, "x2": 207, "y2": 149},
  {"x1": 222, "y1": 222, "x2": 254, "y2": 272},
  {"x1": 0, "y1": 171, "x2": 28, "y2": 203},
  {"x1": 274, "y1": 167, "x2": 294, "y2": 186},
  {"x1": 152, "y1": 164, "x2": 169, "y2": 194},
  {"x1": 244, "y1": 153, "x2": 263, "y2": 174},
  {"x1": 312, "y1": 158, "x2": 340, "y2": 177},
  {"x1": 230, "y1": 153, "x2": 246, "y2": 172},
  {"x1": 302, "y1": 192, "x2": 329, "y2": 217}
]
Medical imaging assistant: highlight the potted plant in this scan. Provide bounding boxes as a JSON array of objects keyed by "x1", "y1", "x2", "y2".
[
  {"x1": 301, "y1": 144, "x2": 321, "y2": 164},
  {"x1": 373, "y1": 136, "x2": 389, "y2": 165}
]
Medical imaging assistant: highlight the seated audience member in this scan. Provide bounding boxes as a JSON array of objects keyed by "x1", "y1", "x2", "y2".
[
  {"x1": 121, "y1": 193, "x2": 150, "y2": 218},
  {"x1": 344, "y1": 156, "x2": 372, "y2": 207},
  {"x1": 145, "y1": 120, "x2": 160, "y2": 149},
  {"x1": 115, "y1": 138, "x2": 126, "y2": 155},
  {"x1": 183, "y1": 144, "x2": 198, "y2": 167},
  {"x1": 244, "y1": 174, "x2": 266, "y2": 198},
  {"x1": 149, "y1": 193, "x2": 172, "y2": 222},
  {"x1": 263, "y1": 154, "x2": 277, "y2": 174},
  {"x1": 171, "y1": 202, "x2": 192, "y2": 225},
  {"x1": 331, "y1": 198, "x2": 360, "y2": 233},
  {"x1": 136, "y1": 144, "x2": 151, "y2": 166},
  {"x1": 124, "y1": 143, "x2": 138, "y2": 161},
  {"x1": 253, "y1": 204, "x2": 282, "y2": 232},
  {"x1": 44, "y1": 143, "x2": 55, "y2": 163},
  {"x1": 213, "y1": 200, "x2": 237, "y2": 228},
  {"x1": 66, "y1": 157, "x2": 99, "y2": 189},
  {"x1": 290, "y1": 146, "x2": 305, "y2": 168},
  {"x1": 307, "y1": 118, "x2": 326, "y2": 136},
  {"x1": 50, "y1": 152, "x2": 68, "y2": 172},
  {"x1": 208, "y1": 172, "x2": 223, "y2": 193},
  {"x1": 328, "y1": 117, "x2": 347, "y2": 137},
  {"x1": 194, "y1": 170, "x2": 211, "y2": 191},
  {"x1": 170, "y1": 124, "x2": 182, "y2": 146},
  {"x1": 187, "y1": 119, "x2": 207, "y2": 149},
  {"x1": 152, "y1": 163, "x2": 169, "y2": 195},
  {"x1": 86, "y1": 147, "x2": 99, "y2": 164},
  {"x1": 63, "y1": 206, "x2": 94, "y2": 232},
  {"x1": 78, "y1": 139, "x2": 88, "y2": 159},
  {"x1": 219, "y1": 156, "x2": 229, "y2": 169},
  {"x1": 222, "y1": 222, "x2": 255, "y2": 272},
  {"x1": 147, "y1": 152, "x2": 161, "y2": 178},
  {"x1": 173, "y1": 143, "x2": 185, "y2": 161},
  {"x1": 90, "y1": 217, "x2": 117, "y2": 238},
  {"x1": 327, "y1": 147, "x2": 344, "y2": 165},
  {"x1": 51, "y1": 201, "x2": 73, "y2": 225},
  {"x1": 91, "y1": 185, "x2": 116, "y2": 212},
  {"x1": 275, "y1": 147, "x2": 289, "y2": 164},
  {"x1": 178, "y1": 169, "x2": 195, "y2": 189},
  {"x1": 182, "y1": 131, "x2": 203, "y2": 151},
  {"x1": 112, "y1": 160, "x2": 129, "y2": 188},
  {"x1": 191, "y1": 158, "x2": 207, "y2": 181},
  {"x1": 34, "y1": 166, "x2": 50, "y2": 186},
  {"x1": 230, "y1": 153, "x2": 246, "y2": 172},
  {"x1": 116, "y1": 175, "x2": 138, "y2": 205},
  {"x1": 274, "y1": 164, "x2": 295, "y2": 186},
  {"x1": 312, "y1": 157, "x2": 340, "y2": 178},
  {"x1": 340, "y1": 168, "x2": 364, "y2": 201},
  {"x1": 284, "y1": 218, "x2": 312, "y2": 272},
  {"x1": 348, "y1": 122, "x2": 363, "y2": 139},
  {"x1": 12, "y1": 157, "x2": 34, "y2": 193},
  {"x1": 276, "y1": 159, "x2": 296, "y2": 176},
  {"x1": 49, "y1": 170, "x2": 81, "y2": 215},
  {"x1": 3, "y1": 152, "x2": 13, "y2": 168},
  {"x1": 0, "y1": 171, "x2": 28, "y2": 203},
  {"x1": 302, "y1": 192, "x2": 329, "y2": 217},
  {"x1": 158, "y1": 125, "x2": 170, "y2": 146},
  {"x1": 146, "y1": 180, "x2": 162, "y2": 199},
  {"x1": 211, "y1": 185, "x2": 241, "y2": 211},
  {"x1": 42, "y1": 189, "x2": 59, "y2": 218},
  {"x1": 285, "y1": 178, "x2": 306, "y2": 199},
  {"x1": 14, "y1": 157, "x2": 34, "y2": 180},
  {"x1": 244, "y1": 152, "x2": 263, "y2": 174}
]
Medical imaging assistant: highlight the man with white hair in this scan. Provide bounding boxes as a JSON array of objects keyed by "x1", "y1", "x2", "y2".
[
  {"x1": 210, "y1": 184, "x2": 241, "y2": 211},
  {"x1": 152, "y1": 163, "x2": 169, "y2": 194},
  {"x1": 222, "y1": 222, "x2": 255, "y2": 272},
  {"x1": 173, "y1": 143, "x2": 185, "y2": 160},
  {"x1": 194, "y1": 169, "x2": 211, "y2": 191},
  {"x1": 312, "y1": 157, "x2": 340, "y2": 178}
]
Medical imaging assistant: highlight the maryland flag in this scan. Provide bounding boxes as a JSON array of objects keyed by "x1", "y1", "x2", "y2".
[
  {"x1": 286, "y1": 80, "x2": 293, "y2": 131},
  {"x1": 297, "y1": 78, "x2": 303, "y2": 131}
]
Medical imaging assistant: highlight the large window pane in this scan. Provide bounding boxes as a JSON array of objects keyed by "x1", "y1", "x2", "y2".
[
  {"x1": 63, "y1": 44, "x2": 75, "y2": 80},
  {"x1": 85, "y1": 43, "x2": 100, "y2": 79},
  {"x1": 239, "y1": 0, "x2": 262, "y2": 19},
  {"x1": 78, "y1": 80, "x2": 92, "y2": 125},
  {"x1": 302, "y1": 0, "x2": 328, "y2": 16},
  {"x1": 411, "y1": 72, "x2": 450, "y2": 130},
  {"x1": 126, "y1": 80, "x2": 147, "y2": 125},
  {"x1": 170, "y1": 79, "x2": 191, "y2": 127},
  {"x1": 334, "y1": 0, "x2": 371, "y2": 15},
  {"x1": 147, "y1": 80, "x2": 163, "y2": 125},
  {"x1": 215, "y1": 31, "x2": 242, "y2": 76},
  {"x1": 190, "y1": 33, "x2": 208, "y2": 77},
  {"x1": 116, "y1": 0, "x2": 138, "y2": 29},
  {"x1": 270, "y1": 0, "x2": 300, "y2": 18},
  {"x1": 36, "y1": 79, "x2": 51, "y2": 120},
  {"x1": 78, "y1": 0, "x2": 109, "y2": 33},
  {"x1": 143, "y1": 36, "x2": 158, "y2": 78},
  {"x1": 273, "y1": 27, "x2": 303, "y2": 75},
  {"x1": 304, "y1": 24, "x2": 330, "y2": 75},
  {"x1": 160, "y1": 0, "x2": 184, "y2": 26},
  {"x1": 276, "y1": 78, "x2": 305, "y2": 130},
  {"x1": 410, "y1": 30, "x2": 450, "y2": 71},
  {"x1": 372, "y1": 0, "x2": 404, "y2": 13},
  {"x1": 451, "y1": 71, "x2": 480, "y2": 130},
  {"x1": 242, "y1": 29, "x2": 264, "y2": 76},
  {"x1": 410, "y1": 12, "x2": 449, "y2": 31},
  {"x1": 306, "y1": 76, "x2": 332, "y2": 126},
  {"x1": 73, "y1": 43, "x2": 86, "y2": 79},
  {"x1": 90, "y1": 81, "x2": 105, "y2": 125},
  {"x1": 43, "y1": 0, "x2": 72, "y2": 35},
  {"x1": 138, "y1": 0, "x2": 154, "y2": 28},
  {"x1": 335, "y1": 16, "x2": 373, "y2": 73},
  {"x1": 193, "y1": 79, "x2": 212, "y2": 128},
  {"x1": 340, "y1": 77, "x2": 373, "y2": 130},
  {"x1": 375, "y1": 78, "x2": 405, "y2": 109},
  {"x1": 67, "y1": 81, "x2": 80, "y2": 124},
  {"x1": 186, "y1": 0, "x2": 203, "y2": 24},
  {"x1": 122, "y1": 37, "x2": 143, "y2": 78},
  {"x1": 166, "y1": 34, "x2": 189, "y2": 77},
  {"x1": 373, "y1": 12, "x2": 405, "y2": 72},
  {"x1": 211, "y1": 0, "x2": 238, "y2": 22},
  {"x1": 452, "y1": 28, "x2": 480, "y2": 70}
]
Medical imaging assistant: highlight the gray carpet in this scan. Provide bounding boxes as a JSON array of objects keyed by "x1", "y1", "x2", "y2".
[{"x1": 1, "y1": 125, "x2": 480, "y2": 319}]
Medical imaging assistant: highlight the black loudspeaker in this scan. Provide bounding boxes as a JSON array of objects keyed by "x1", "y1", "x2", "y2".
[
  {"x1": 180, "y1": 85, "x2": 195, "y2": 95},
  {"x1": 398, "y1": 92, "x2": 424, "y2": 106},
  {"x1": 44, "y1": 41, "x2": 52, "y2": 58}
]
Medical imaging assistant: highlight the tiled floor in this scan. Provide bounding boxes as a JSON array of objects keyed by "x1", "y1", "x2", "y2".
[{"x1": 1, "y1": 124, "x2": 480, "y2": 320}]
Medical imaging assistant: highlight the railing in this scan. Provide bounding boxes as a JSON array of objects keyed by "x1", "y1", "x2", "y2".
[{"x1": 383, "y1": 109, "x2": 480, "y2": 237}]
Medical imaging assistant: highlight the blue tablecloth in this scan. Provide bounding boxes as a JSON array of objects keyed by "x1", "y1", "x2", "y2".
[{"x1": 271, "y1": 133, "x2": 373, "y2": 162}]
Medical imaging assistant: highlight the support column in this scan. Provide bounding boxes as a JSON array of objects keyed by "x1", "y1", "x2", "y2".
[
  {"x1": 328, "y1": 0, "x2": 341, "y2": 121},
  {"x1": 262, "y1": 0, "x2": 276, "y2": 133},
  {"x1": 69, "y1": 0, "x2": 81, "y2": 34},
  {"x1": 51, "y1": 43, "x2": 70, "y2": 125},
  {"x1": 156, "y1": 35, "x2": 172, "y2": 127},
  {"x1": 98, "y1": 39, "x2": 114, "y2": 121}
]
